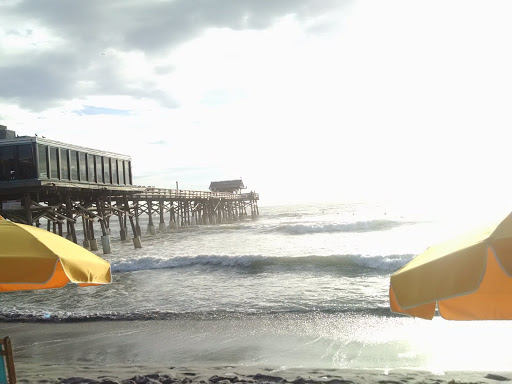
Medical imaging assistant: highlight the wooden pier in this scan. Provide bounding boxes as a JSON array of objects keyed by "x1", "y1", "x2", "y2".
[
  {"x1": 0, "y1": 184, "x2": 259, "y2": 254},
  {"x1": 0, "y1": 126, "x2": 259, "y2": 254}
]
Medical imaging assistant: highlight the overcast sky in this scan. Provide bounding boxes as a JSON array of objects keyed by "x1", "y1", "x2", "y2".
[{"x1": 1, "y1": 0, "x2": 512, "y2": 214}]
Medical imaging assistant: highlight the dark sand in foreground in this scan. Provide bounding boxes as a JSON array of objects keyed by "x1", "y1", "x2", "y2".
[
  {"x1": 3, "y1": 321, "x2": 512, "y2": 383},
  {"x1": 14, "y1": 363, "x2": 512, "y2": 384}
]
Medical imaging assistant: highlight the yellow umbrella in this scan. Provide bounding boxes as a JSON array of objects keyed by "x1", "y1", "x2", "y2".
[
  {"x1": 0, "y1": 219, "x2": 112, "y2": 292},
  {"x1": 389, "y1": 211, "x2": 512, "y2": 320}
]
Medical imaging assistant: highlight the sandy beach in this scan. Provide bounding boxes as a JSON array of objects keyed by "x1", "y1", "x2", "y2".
[
  {"x1": 3, "y1": 320, "x2": 512, "y2": 384},
  {"x1": 13, "y1": 362, "x2": 512, "y2": 384}
]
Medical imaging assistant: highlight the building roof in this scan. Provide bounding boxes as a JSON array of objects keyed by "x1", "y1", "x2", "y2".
[{"x1": 0, "y1": 133, "x2": 131, "y2": 160}]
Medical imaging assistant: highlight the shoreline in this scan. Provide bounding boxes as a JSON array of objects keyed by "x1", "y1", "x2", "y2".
[{"x1": 13, "y1": 363, "x2": 512, "y2": 384}]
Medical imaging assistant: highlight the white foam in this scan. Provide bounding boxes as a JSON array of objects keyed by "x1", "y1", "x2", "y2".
[
  {"x1": 349, "y1": 254, "x2": 415, "y2": 271},
  {"x1": 277, "y1": 220, "x2": 407, "y2": 234},
  {"x1": 111, "y1": 254, "x2": 266, "y2": 272},
  {"x1": 110, "y1": 253, "x2": 415, "y2": 273}
]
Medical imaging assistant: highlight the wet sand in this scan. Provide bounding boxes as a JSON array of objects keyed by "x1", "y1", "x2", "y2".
[
  {"x1": 14, "y1": 363, "x2": 512, "y2": 384},
  {"x1": 3, "y1": 320, "x2": 512, "y2": 383}
]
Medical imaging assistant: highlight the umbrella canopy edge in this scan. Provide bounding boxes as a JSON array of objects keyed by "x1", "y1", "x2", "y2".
[
  {"x1": 0, "y1": 220, "x2": 112, "y2": 290},
  {"x1": 390, "y1": 241, "x2": 488, "y2": 309},
  {"x1": 11, "y1": 222, "x2": 112, "y2": 285}
]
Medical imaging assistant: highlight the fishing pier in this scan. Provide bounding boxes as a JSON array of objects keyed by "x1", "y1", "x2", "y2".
[{"x1": 0, "y1": 125, "x2": 259, "y2": 254}]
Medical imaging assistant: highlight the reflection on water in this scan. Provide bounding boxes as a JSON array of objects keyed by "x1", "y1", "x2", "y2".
[
  {"x1": 382, "y1": 317, "x2": 512, "y2": 372},
  {"x1": 4, "y1": 312, "x2": 512, "y2": 372}
]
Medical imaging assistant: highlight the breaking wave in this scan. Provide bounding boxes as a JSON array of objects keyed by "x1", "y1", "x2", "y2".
[
  {"x1": 273, "y1": 220, "x2": 410, "y2": 235},
  {"x1": 111, "y1": 253, "x2": 414, "y2": 273}
]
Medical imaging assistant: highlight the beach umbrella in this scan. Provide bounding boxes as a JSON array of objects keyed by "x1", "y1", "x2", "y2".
[
  {"x1": 0, "y1": 218, "x2": 111, "y2": 292},
  {"x1": 0, "y1": 218, "x2": 111, "y2": 383},
  {"x1": 389, "y1": 211, "x2": 512, "y2": 320}
]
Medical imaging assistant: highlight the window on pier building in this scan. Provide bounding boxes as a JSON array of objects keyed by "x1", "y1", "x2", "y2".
[
  {"x1": 70, "y1": 150, "x2": 78, "y2": 181},
  {"x1": 124, "y1": 160, "x2": 131, "y2": 185},
  {"x1": 60, "y1": 149, "x2": 69, "y2": 180},
  {"x1": 0, "y1": 144, "x2": 37, "y2": 181},
  {"x1": 119, "y1": 160, "x2": 125, "y2": 184},
  {"x1": 103, "y1": 157, "x2": 111, "y2": 184},
  {"x1": 87, "y1": 154, "x2": 95, "y2": 182},
  {"x1": 95, "y1": 155, "x2": 103, "y2": 183},
  {"x1": 0, "y1": 145, "x2": 16, "y2": 181},
  {"x1": 79, "y1": 152, "x2": 87, "y2": 181},
  {"x1": 49, "y1": 147, "x2": 59, "y2": 179},
  {"x1": 17, "y1": 144, "x2": 36, "y2": 179},
  {"x1": 111, "y1": 158, "x2": 118, "y2": 184},
  {"x1": 38, "y1": 144, "x2": 48, "y2": 179}
]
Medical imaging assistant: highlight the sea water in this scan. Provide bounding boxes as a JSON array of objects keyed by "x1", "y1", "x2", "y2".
[{"x1": 2, "y1": 201, "x2": 512, "y2": 372}]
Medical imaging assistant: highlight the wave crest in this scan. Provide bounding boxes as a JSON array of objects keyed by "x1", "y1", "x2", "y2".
[
  {"x1": 111, "y1": 253, "x2": 414, "y2": 273},
  {"x1": 275, "y1": 220, "x2": 408, "y2": 235}
]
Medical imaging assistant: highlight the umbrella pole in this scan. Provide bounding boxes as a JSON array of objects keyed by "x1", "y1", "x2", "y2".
[{"x1": 0, "y1": 336, "x2": 16, "y2": 384}]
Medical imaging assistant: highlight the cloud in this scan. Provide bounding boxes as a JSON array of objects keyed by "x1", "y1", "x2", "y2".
[
  {"x1": 0, "y1": 0, "x2": 347, "y2": 111},
  {"x1": 74, "y1": 105, "x2": 132, "y2": 116},
  {"x1": 3, "y1": 0, "x2": 512, "y2": 208}
]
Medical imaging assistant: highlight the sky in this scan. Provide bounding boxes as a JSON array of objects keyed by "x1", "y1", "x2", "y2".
[{"x1": 1, "y1": 0, "x2": 512, "y2": 215}]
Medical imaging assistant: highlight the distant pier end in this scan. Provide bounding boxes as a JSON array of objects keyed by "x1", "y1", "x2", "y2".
[{"x1": 0, "y1": 126, "x2": 259, "y2": 254}]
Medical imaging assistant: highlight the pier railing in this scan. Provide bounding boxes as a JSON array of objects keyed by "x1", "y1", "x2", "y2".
[{"x1": 135, "y1": 187, "x2": 259, "y2": 201}]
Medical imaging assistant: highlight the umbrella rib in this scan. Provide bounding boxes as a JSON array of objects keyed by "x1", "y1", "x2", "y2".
[{"x1": 488, "y1": 245, "x2": 512, "y2": 278}]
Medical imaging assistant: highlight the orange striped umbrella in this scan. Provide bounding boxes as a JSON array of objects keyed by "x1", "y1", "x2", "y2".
[
  {"x1": 0, "y1": 219, "x2": 111, "y2": 292},
  {"x1": 390, "y1": 212, "x2": 512, "y2": 320}
]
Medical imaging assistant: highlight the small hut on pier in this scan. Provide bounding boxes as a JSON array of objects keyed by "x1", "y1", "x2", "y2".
[{"x1": 209, "y1": 179, "x2": 246, "y2": 194}]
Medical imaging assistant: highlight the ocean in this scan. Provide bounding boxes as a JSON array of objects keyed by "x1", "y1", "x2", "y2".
[{"x1": 2, "y1": 201, "x2": 512, "y2": 375}]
